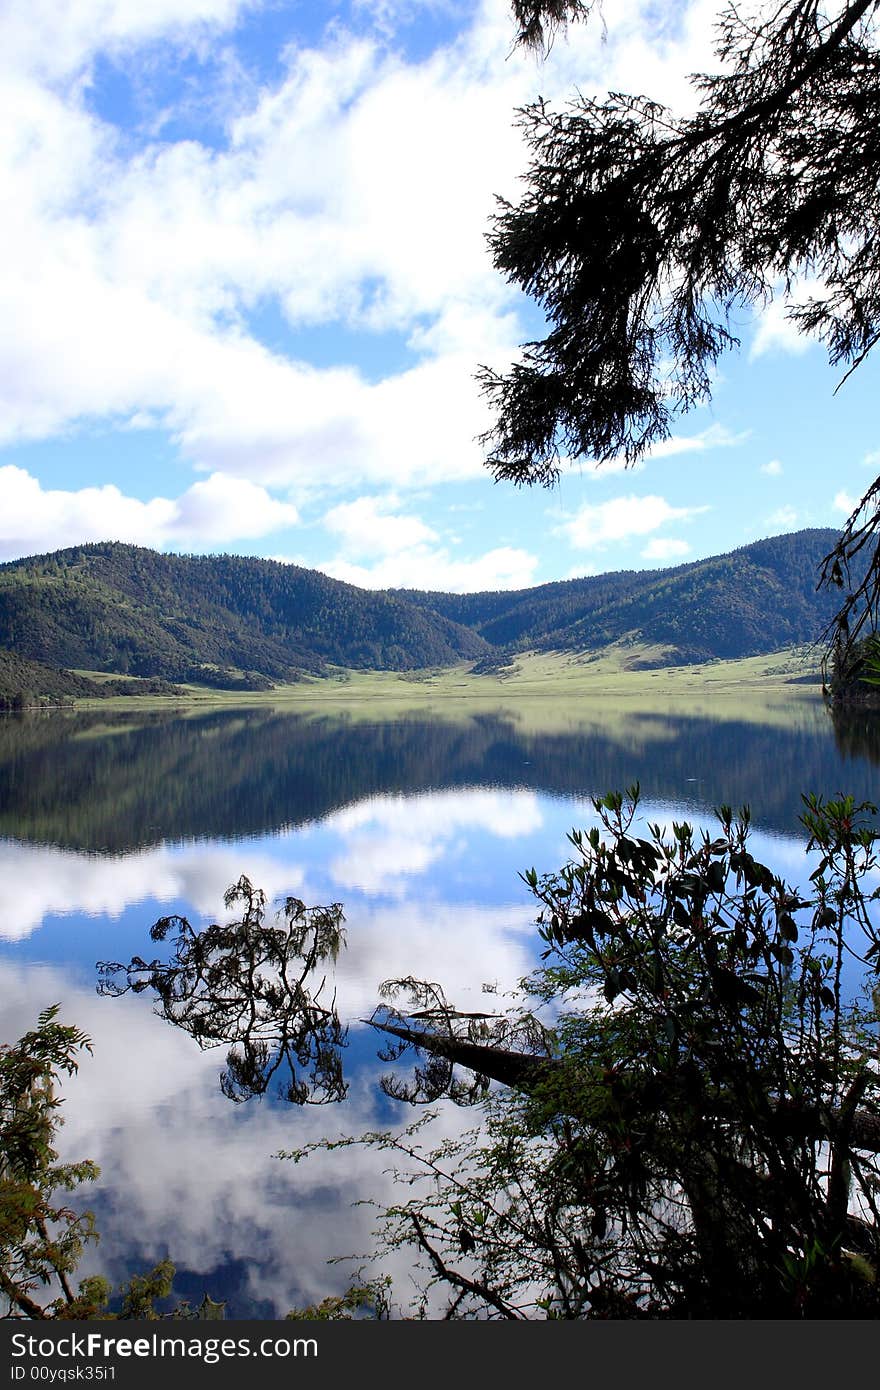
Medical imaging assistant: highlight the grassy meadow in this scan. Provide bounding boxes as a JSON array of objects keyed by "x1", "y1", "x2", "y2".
[{"x1": 69, "y1": 642, "x2": 827, "y2": 736}]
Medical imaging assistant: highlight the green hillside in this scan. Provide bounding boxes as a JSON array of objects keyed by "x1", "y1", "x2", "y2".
[
  {"x1": 395, "y1": 529, "x2": 845, "y2": 663},
  {"x1": 0, "y1": 649, "x2": 187, "y2": 709},
  {"x1": 0, "y1": 650, "x2": 106, "y2": 709},
  {"x1": 0, "y1": 530, "x2": 848, "y2": 697},
  {"x1": 0, "y1": 543, "x2": 488, "y2": 686}
]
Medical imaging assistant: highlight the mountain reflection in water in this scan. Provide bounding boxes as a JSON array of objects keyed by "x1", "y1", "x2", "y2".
[
  {"x1": 0, "y1": 699, "x2": 869, "y2": 850},
  {"x1": 0, "y1": 699, "x2": 877, "y2": 1315}
]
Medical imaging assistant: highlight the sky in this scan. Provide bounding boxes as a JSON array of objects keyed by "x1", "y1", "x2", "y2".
[{"x1": 1, "y1": 0, "x2": 877, "y2": 594}]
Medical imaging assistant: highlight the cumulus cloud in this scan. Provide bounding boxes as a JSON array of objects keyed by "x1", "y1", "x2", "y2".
[
  {"x1": 0, "y1": 0, "x2": 726, "y2": 514},
  {"x1": 0, "y1": 465, "x2": 298, "y2": 560},
  {"x1": 321, "y1": 542, "x2": 538, "y2": 591},
  {"x1": 766, "y1": 505, "x2": 799, "y2": 529},
  {"x1": 0, "y1": 14, "x2": 520, "y2": 490},
  {"x1": 0, "y1": 961, "x2": 487, "y2": 1316},
  {"x1": 749, "y1": 306, "x2": 814, "y2": 359},
  {"x1": 749, "y1": 278, "x2": 826, "y2": 359},
  {"x1": 323, "y1": 495, "x2": 438, "y2": 556},
  {"x1": 559, "y1": 494, "x2": 709, "y2": 551},
  {"x1": 325, "y1": 788, "x2": 544, "y2": 897},
  {"x1": 0, "y1": 0, "x2": 253, "y2": 82},
  {"x1": 0, "y1": 798, "x2": 540, "y2": 1026},
  {"x1": 0, "y1": 839, "x2": 313, "y2": 942},
  {"x1": 317, "y1": 491, "x2": 538, "y2": 590},
  {"x1": 644, "y1": 423, "x2": 747, "y2": 462},
  {"x1": 760, "y1": 459, "x2": 783, "y2": 476},
  {"x1": 829, "y1": 489, "x2": 879, "y2": 522},
  {"x1": 832, "y1": 490, "x2": 857, "y2": 516},
  {"x1": 567, "y1": 422, "x2": 746, "y2": 480},
  {"x1": 641, "y1": 537, "x2": 690, "y2": 561},
  {"x1": 172, "y1": 471, "x2": 299, "y2": 537}
]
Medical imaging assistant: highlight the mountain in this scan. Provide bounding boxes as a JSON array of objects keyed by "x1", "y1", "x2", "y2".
[
  {"x1": 395, "y1": 529, "x2": 845, "y2": 663},
  {"x1": 0, "y1": 542, "x2": 488, "y2": 686},
  {"x1": 0, "y1": 530, "x2": 845, "y2": 694}
]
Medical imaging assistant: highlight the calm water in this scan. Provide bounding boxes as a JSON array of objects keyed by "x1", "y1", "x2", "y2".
[{"x1": 1, "y1": 697, "x2": 878, "y2": 1316}]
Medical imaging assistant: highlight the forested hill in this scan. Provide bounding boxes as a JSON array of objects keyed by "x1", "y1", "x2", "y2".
[
  {"x1": 395, "y1": 529, "x2": 845, "y2": 663},
  {"x1": 0, "y1": 530, "x2": 845, "y2": 691},
  {"x1": 0, "y1": 650, "x2": 108, "y2": 709},
  {"x1": 0, "y1": 543, "x2": 488, "y2": 685}
]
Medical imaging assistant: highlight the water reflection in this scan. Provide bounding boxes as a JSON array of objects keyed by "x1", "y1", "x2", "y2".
[
  {"x1": 98, "y1": 878, "x2": 348, "y2": 1106},
  {"x1": 0, "y1": 964, "x2": 456, "y2": 1318},
  {"x1": 323, "y1": 788, "x2": 543, "y2": 896},
  {"x1": 0, "y1": 700, "x2": 869, "y2": 850},
  {"x1": 1, "y1": 700, "x2": 878, "y2": 1315},
  {"x1": 830, "y1": 706, "x2": 880, "y2": 767}
]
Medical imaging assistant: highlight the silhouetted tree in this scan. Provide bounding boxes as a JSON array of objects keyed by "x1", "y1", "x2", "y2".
[
  {"x1": 92, "y1": 783, "x2": 880, "y2": 1315},
  {"x1": 485, "y1": 1, "x2": 880, "y2": 660},
  {"x1": 0, "y1": 1007, "x2": 105, "y2": 1318},
  {"x1": 304, "y1": 789, "x2": 880, "y2": 1317},
  {"x1": 99, "y1": 876, "x2": 348, "y2": 1105}
]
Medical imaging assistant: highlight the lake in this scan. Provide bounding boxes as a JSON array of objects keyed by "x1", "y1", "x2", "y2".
[{"x1": 1, "y1": 693, "x2": 878, "y2": 1316}]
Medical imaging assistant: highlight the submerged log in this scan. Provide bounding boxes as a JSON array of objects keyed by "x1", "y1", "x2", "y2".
[
  {"x1": 374, "y1": 1019, "x2": 556, "y2": 1090},
  {"x1": 371, "y1": 1019, "x2": 880, "y2": 1154}
]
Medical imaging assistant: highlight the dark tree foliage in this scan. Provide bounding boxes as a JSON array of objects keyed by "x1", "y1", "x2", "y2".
[
  {"x1": 485, "y1": 1, "x2": 880, "y2": 655},
  {"x1": 511, "y1": 0, "x2": 597, "y2": 51},
  {"x1": 348, "y1": 789, "x2": 880, "y2": 1317},
  {"x1": 821, "y1": 481, "x2": 880, "y2": 662},
  {"x1": 98, "y1": 876, "x2": 348, "y2": 1105},
  {"x1": 0, "y1": 1007, "x2": 106, "y2": 1318},
  {"x1": 370, "y1": 977, "x2": 551, "y2": 1106},
  {"x1": 0, "y1": 530, "x2": 851, "y2": 700},
  {"x1": 0, "y1": 542, "x2": 487, "y2": 685},
  {"x1": 827, "y1": 632, "x2": 880, "y2": 706},
  {"x1": 8, "y1": 699, "x2": 880, "y2": 858},
  {"x1": 0, "y1": 651, "x2": 101, "y2": 710},
  {"x1": 397, "y1": 529, "x2": 847, "y2": 658}
]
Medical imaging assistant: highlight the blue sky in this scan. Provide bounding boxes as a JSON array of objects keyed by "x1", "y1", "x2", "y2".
[{"x1": 1, "y1": 0, "x2": 877, "y2": 592}]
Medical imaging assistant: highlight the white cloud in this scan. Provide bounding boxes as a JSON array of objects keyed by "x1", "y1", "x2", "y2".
[
  {"x1": 760, "y1": 459, "x2": 783, "y2": 476},
  {"x1": 830, "y1": 489, "x2": 875, "y2": 520},
  {"x1": 643, "y1": 423, "x2": 748, "y2": 462},
  {"x1": 641, "y1": 537, "x2": 690, "y2": 561},
  {"x1": 323, "y1": 495, "x2": 438, "y2": 557},
  {"x1": 0, "y1": 962, "x2": 486, "y2": 1316},
  {"x1": 749, "y1": 279, "x2": 826, "y2": 359},
  {"x1": 559, "y1": 494, "x2": 709, "y2": 551},
  {"x1": 334, "y1": 898, "x2": 536, "y2": 1020},
  {"x1": 0, "y1": 0, "x2": 726, "y2": 514},
  {"x1": 317, "y1": 492, "x2": 538, "y2": 591},
  {"x1": 573, "y1": 423, "x2": 746, "y2": 479},
  {"x1": 326, "y1": 788, "x2": 544, "y2": 897},
  {"x1": 171, "y1": 471, "x2": 299, "y2": 538},
  {"x1": 0, "y1": 465, "x2": 298, "y2": 561},
  {"x1": 0, "y1": 839, "x2": 313, "y2": 942},
  {"x1": 0, "y1": 0, "x2": 254, "y2": 82},
  {"x1": 749, "y1": 304, "x2": 814, "y2": 359},
  {"x1": 0, "y1": 22, "x2": 523, "y2": 492},
  {"x1": 766, "y1": 505, "x2": 799, "y2": 529},
  {"x1": 0, "y1": 818, "x2": 538, "y2": 1032},
  {"x1": 832, "y1": 491, "x2": 855, "y2": 515},
  {"x1": 321, "y1": 542, "x2": 537, "y2": 591}
]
